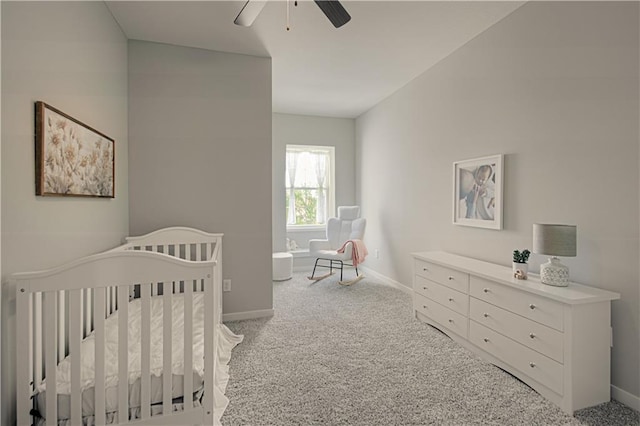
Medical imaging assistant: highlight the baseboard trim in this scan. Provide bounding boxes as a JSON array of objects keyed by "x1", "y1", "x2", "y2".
[
  {"x1": 611, "y1": 384, "x2": 640, "y2": 411},
  {"x1": 360, "y1": 266, "x2": 413, "y2": 295},
  {"x1": 223, "y1": 309, "x2": 274, "y2": 322}
]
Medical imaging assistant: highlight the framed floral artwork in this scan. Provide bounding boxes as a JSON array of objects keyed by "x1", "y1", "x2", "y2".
[
  {"x1": 35, "y1": 101, "x2": 114, "y2": 198},
  {"x1": 453, "y1": 154, "x2": 503, "y2": 230}
]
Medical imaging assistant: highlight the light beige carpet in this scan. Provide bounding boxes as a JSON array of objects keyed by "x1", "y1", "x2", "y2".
[{"x1": 221, "y1": 273, "x2": 638, "y2": 425}]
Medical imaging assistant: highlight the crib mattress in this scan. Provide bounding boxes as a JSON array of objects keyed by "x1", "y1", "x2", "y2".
[{"x1": 34, "y1": 372, "x2": 204, "y2": 424}]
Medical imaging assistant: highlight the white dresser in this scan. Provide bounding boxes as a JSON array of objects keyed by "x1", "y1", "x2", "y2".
[{"x1": 412, "y1": 251, "x2": 620, "y2": 414}]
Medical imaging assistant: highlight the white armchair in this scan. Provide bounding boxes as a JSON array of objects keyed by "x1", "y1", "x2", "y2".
[{"x1": 309, "y1": 206, "x2": 366, "y2": 281}]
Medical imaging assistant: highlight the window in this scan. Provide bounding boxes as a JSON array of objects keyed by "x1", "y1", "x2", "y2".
[{"x1": 286, "y1": 145, "x2": 335, "y2": 228}]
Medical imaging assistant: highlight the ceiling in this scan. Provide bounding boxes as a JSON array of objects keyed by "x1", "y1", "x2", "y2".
[{"x1": 106, "y1": 1, "x2": 524, "y2": 118}]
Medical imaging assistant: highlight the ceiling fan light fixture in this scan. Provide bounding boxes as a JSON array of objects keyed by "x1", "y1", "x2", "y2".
[{"x1": 234, "y1": 0, "x2": 268, "y2": 27}]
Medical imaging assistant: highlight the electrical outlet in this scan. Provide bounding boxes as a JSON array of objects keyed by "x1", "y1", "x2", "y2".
[
  {"x1": 375, "y1": 249, "x2": 380, "y2": 259},
  {"x1": 223, "y1": 279, "x2": 232, "y2": 292}
]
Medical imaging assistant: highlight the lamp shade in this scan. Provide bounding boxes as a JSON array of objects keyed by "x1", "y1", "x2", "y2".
[{"x1": 532, "y1": 224, "x2": 577, "y2": 257}]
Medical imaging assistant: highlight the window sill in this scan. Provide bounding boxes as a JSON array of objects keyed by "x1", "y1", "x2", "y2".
[{"x1": 287, "y1": 226, "x2": 325, "y2": 233}]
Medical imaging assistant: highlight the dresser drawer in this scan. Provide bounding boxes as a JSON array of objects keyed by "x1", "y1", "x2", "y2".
[
  {"x1": 415, "y1": 259, "x2": 469, "y2": 293},
  {"x1": 415, "y1": 275, "x2": 468, "y2": 316},
  {"x1": 470, "y1": 276, "x2": 564, "y2": 331},
  {"x1": 470, "y1": 321, "x2": 563, "y2": 395},
  {"x1": 470, "y1": 298, "x2": 564, "y2": 363},
  {"x1": 414, "y1": 293, "x2": 468, "y2": 338}
]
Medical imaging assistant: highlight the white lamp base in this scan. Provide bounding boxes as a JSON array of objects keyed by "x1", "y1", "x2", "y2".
[{"x1": 540, "y1": 257, "x2": 569, "y2": 287}]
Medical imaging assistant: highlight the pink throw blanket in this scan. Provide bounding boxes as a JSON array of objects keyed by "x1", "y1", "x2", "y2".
[{"x1": 337, "y1": 239, "x2": 368, "y2": 268}]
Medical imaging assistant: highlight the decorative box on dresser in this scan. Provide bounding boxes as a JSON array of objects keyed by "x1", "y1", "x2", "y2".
[{"x1": 412, "y1": 251, "x2": 620, "y2": 414}]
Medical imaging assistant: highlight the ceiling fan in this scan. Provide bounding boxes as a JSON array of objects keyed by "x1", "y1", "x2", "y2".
[{"x1": 234, "y1": 0, "x2": 351, "y2": 29}]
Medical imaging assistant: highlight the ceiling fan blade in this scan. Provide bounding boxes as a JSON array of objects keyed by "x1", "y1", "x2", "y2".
[
  {"x1": 234, "y1": 0, "x2": 268, "y2": 27},
  {"x1": 313, "y1": 0, "x2": 351, "y2": 28}
]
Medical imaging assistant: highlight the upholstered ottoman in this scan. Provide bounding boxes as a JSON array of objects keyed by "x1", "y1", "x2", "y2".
[{"x1": 272, "y1": 252, "x2": 293, "y2": 281}]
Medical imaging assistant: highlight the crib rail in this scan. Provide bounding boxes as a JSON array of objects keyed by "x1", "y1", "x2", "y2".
[
  {"x1": 14, "y1": 231, "x2": 222, "y2": 426},
  {"x1": 121, "y1": 227, "x2": 222, "y2": 261}
]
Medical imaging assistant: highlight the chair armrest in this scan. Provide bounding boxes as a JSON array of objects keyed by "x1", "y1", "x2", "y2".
[{"x1": 309, "y1": 239, "x2": 331, "y2": 254}]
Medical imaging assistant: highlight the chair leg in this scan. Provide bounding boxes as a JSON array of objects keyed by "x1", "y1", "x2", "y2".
[
  {"x1": 311, "y1": 258, "x2": 320, "y2": 279},
  {"x1": 355, "y1": 267, "x2": 359, "y2": 277},
  {"x1": 339, "y1": 260, "x2": 343, "y2": 281}
]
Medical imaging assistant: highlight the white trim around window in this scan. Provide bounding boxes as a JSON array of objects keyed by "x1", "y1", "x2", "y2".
[{"x1": 286, "y1": 144, "x2": 335, "y2": 231}]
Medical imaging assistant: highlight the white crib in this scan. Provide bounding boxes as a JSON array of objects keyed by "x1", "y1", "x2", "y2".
[{"x1": 12, "y1": 227, "x2": 241, "y2": 426}]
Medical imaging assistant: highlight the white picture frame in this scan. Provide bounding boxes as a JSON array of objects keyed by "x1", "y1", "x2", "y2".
[{"x1": 453, "y1": 154, "x2": 503, "y2": 230}]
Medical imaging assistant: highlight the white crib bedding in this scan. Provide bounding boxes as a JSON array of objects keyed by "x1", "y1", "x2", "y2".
[{"x1": 34, "y1": 293, "x2": 207, "y2": 422}]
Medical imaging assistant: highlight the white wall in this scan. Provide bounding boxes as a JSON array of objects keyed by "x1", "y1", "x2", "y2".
[
  {"x1": 1, "y1": 2, "x2": 129, "y2": 424},
  {"x1": 356, "y1": 2, "x2": 639, "y2": 402},
  {"x1": 128, "y1": 40, "x2": 272, "y2": 316},
  {"x1": 273, "y1": 113, "x2": 355, "y2": 252}
]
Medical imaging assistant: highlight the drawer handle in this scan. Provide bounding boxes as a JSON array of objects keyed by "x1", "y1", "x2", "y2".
[
  {"x1": 423, "y1": 286, "x2": 428, "y2": 290},
  {"x1": 529, "y1": 333, "x2": 536, "y2": 339},
  {"x1": 483, "y1": 313, "x2": 489, "y2": 318},
  {"x1": 448, "y1": 276, "x2": 454, "y2": 281},
  {"x1": 483, "y1": 288, "x2": 490, "y2": 293},
  {"x1": 448, "y1": 319, "x2": 454, "y2": 323},
  {"x1": 483, "y1": 338, "x2": 489, "y2": 343},
  {"x1": 448, "y1": 297, "x2": 454, "y2": 302},
  {"x1": 423, "y1": 268, "x2": 429, "y2": 272},
  {"x1": 529, "y1": 362, "x2": 536, "y2": 368},
  {"x1": 423, "y1": 305, "x2": 428, "y2": 309},
  {"x1": 529, "y1": 303, "x2": 536, "y2": 310}
]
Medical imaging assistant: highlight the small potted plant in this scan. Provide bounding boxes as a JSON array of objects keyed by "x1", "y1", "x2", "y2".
[{"x1": 512, "y1": 249, "x2": 531, "y2": 280}]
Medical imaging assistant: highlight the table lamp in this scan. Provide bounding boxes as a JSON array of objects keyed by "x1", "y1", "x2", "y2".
[{"x1": 532, "y1": 224, "x2": 577, "y2": 287}]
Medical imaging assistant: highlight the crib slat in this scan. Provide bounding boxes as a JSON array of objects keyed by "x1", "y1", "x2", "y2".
[
  {"x1": 16, "y1": 286, "x2": 31, "y2": 426},
  {"x1": 94, "y1": 287, "x2": 107, "y2": 426},
  {"x1": 173, "y1": 243, "x2": 181, "y2": 259},
  {"x1": 140, "y1": 284, "x2": 152, "y2": 419},
  {"x1": 28, "y1": 291, "x2": 34, "y2": 397},
  {"x1": 45, "y1": 292, "x2": 58, "y2": 426},
  {"x1": 34, "y1": 292, "x2": 43, "y2": 389},
  {"x1": 106, "y1": 287, "x2": 111, "y2": 315},
  {"x1": 85, "y1": 288, "x2": 93, "y2": 337},
  {"x1": 118, "y1": 286, "x2": 129, "y2": 423},
  {"x1": 195, "y1": 243, "x2": 202, "y2": 261},
  {"x1": 185, "y1": 243, "x2": 192, "y2": 261},
  {"x1": 203, "y1": 272, "x2": 215, "y2": 424},
  {"x1": 163, "y1": 282, "x2": 173, "y2": 413},
  {"x1": 70, "y1": 290, "x2": 83, "y2": 425},
  {"x1": 152, "y1": 283, "x2": 158, "y2": 297},
  {"x1": 216, "y1": 243, "x2": 223, "y2": 323},
  {"x1": 184, "y1": 280, "x2": 194, "y2": 409},
  {"x1": 58, "y1": 290, "x2": 65, "y2": 362}
]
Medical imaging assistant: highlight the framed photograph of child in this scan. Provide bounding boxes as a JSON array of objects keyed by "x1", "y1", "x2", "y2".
[
  {"x1": 453, "y1": 154, "x2": 503, "y2": 230},
  {"x1": 35, "y1": 101, "x2": 115, "y2": 198}
]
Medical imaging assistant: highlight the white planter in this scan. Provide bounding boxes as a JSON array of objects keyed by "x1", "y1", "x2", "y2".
[{"x1": 512, "y1": 262, "x2": 528, "y2": 280}]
